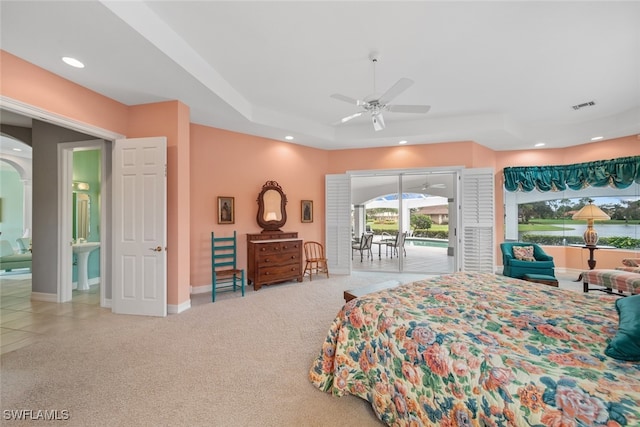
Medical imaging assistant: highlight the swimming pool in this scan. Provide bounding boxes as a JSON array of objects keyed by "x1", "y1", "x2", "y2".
[{"x1": 405, "y1": 238, "x2": 448, "y2": 248}]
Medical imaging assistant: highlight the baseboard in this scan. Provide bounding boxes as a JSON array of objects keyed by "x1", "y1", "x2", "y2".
[
  {"x1": 168, "y1": 300, "x2": 191, "y2": 314},
  {"x1": 31, "y1": 292, "x2": 57, "y2": 302},
  {"x1": 191, "y1": 284, "x2": 212, "y2": 294}
]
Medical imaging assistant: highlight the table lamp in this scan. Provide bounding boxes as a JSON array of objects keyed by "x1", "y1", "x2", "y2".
[{"x1": 572, "y1": 201, "x2": 610, "y2": 246}]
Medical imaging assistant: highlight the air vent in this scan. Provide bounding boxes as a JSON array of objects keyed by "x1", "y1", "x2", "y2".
[{"x1": 572, "y1": 101, "x2": 596, "y2": 111}]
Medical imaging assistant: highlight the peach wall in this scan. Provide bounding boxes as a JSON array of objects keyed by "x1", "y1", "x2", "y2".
[
  {"x1": 0, "y1": 51, "x2": 128, "y2": 134},
  {"x1": 326, "y1": 141, "x2": 495, "y2": 173},
  {"x1": 127, "y1": 101, "x2": 191, "y2": 307},
  {"x1": 544, "y1": 246, "x2": 640, "y2": 273},
  {"x1": 189, "y1": 125, "x2": 329, "y2": 288}
]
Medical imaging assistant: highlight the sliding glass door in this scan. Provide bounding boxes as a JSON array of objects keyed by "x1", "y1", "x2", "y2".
[{"x1": 350, "y1": 170, "x2": 457, "y2": 275}]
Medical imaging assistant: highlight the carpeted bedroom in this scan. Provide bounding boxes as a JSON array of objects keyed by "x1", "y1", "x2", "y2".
[{"x1": 2, "y1": 270, "x2": 636, "y2": 426}]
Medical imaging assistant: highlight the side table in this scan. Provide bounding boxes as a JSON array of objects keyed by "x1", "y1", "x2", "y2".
[{"x1": 570, "y1": 244, "x2": 616, "y2": 281}]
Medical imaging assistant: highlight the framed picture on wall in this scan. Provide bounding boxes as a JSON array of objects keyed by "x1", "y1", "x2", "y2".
[
  {"x1": 218, "y1": 197, "x2": 234, "y2": 224},
  {"x1": 301, "y1": 200, "x2": 313, "y2": 223}
]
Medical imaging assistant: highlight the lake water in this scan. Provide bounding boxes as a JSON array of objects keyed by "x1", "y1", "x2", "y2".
[{"x1": 522, "y1": 224, "x2": 639, "y2": 238}]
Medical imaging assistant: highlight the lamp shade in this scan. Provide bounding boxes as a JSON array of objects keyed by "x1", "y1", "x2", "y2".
[
  {"x1": 572, "y1": 202, "x2": 610, "y2": 221},
  {"x1": 572, "y1": 201, "x2": 610, "y2": 246}
]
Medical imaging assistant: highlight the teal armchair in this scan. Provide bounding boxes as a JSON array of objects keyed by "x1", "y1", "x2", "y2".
[{"x1": 500, "y1": 242, "x2": 555, "y2": 279}]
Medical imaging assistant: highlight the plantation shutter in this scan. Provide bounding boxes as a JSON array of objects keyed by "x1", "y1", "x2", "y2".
[
  {"x1": 460, "y1": 168, "x2": 495, "y2": 272},
  {"x1": 325, "y1": 174, "x2": 352, "y2": 275}
]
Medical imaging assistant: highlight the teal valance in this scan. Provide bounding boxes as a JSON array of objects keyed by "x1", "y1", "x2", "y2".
[{"x1": 504, "y1": 156, "x2": 640, "y2": 192}]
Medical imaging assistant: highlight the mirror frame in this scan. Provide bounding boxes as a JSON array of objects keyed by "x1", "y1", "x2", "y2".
[{"x1": 256, "y1": 180, "x2": 287, "y2": 232}]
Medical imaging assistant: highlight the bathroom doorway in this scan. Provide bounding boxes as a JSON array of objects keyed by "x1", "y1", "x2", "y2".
[{"x1": 58, "y1": 140, "x2": 109, "y2": 307}]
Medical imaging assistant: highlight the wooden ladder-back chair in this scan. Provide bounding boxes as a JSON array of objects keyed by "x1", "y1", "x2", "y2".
[
  {"x1": 303, "y1": 241, "x2": 329, "y2": 281},
  {"x1": 211, "y1": 231, "x2": 245, "y2": 302}
]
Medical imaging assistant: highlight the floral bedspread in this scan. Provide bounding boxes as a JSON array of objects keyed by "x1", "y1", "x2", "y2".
[{"x1": 309, "y1": 272, "x2": 640, "y2": 426}]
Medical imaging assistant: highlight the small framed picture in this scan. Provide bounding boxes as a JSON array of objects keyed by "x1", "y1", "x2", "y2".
[
  {"x1": 301, "y1": 200, "x2": 313, "y2": 223},
  {"x1": 218, "y1": 197, "x2": 235, "y2": 224}
]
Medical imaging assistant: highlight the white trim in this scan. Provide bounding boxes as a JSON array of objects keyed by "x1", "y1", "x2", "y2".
[
  {"x1": 191, "y1": 284, "x2": 212, "y2": 294},
  {"x1": 168, "y1": 301, "x2": 191, "y2": 314},
  {"x1": 57, "y1": 145, "x2": 74, "y2": 303},
  {"x1": 0, "y1": 96, "x2": 125, "y2": 141},
  {"x1": 31, "y1": 292, "x2": 58, "y2": 302}
]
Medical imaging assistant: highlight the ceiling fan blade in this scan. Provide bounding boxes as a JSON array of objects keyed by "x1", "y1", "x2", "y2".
[
  {"x1": 387, "y1": 104, "x2": 431, "y2": 114},
  {"x1": 333, "y1": 112, "x2": 363, "y2": 125},
  {"x1": 330, "y1": 93, "x2": 362, "y2": 106},
  {"x1": 338, "y1": 112, "x2": 363, "y2": 124},
  {"x1": 377, "y1": 78, "x2": 414, "y2": 105}
]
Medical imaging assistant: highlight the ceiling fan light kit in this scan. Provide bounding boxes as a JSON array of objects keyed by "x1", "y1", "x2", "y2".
[{"x1": 330, "y1": 52, "x2": 431, "y2": 131}]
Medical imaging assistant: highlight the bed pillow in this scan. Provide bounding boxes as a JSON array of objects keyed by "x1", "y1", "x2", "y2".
[
  {"x1": 513, "y1": 245, "x2": 535, "y2": 262},
  {"x1": 605, "y1": 294, "x2": 640, "y2": 362},
  {"x1": 622, "y1": 258, "x2": 640, "y2": 267}
]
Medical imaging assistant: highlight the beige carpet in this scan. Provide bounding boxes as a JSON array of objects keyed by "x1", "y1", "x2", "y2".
[
  {"x1": 1, "y1": 272, "x2": 432, "y2": 426},
  {"x1": 0, "y1": 271, "x2": 597, "y2": 426}
]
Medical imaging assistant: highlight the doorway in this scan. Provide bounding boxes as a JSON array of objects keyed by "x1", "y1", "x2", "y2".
[
  {"x1": 58, "y1": 140, "x2": 109, "y2": 307},
  {"x1": 350, "y1": 169, "x2": 458, "y2": 275}
]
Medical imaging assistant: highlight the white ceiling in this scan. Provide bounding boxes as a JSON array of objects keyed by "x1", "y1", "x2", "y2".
[{"x1": 1, "y1": 1, "x2": 639, "y2": 152}]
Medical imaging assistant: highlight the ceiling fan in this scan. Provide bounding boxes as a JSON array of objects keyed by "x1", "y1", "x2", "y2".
[
  {"x1": 407, "y1": 180, "x2": 446, "y2": 192},
  {"x1": 330, "y1": 52, "x2": 431, "y2": 131}
]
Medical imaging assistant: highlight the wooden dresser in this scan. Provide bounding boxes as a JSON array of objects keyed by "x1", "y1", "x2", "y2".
[{"x1": 247, "y1": 232, "x2": 303, "y2": 291}]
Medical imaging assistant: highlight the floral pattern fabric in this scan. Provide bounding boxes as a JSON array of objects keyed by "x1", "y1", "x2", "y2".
[
  {"x1": 512, "y1": 245, "x2": 535, "y2": 261},
  {"x1": 309, "y1": 272, "x2": 640, "y2": 426}
]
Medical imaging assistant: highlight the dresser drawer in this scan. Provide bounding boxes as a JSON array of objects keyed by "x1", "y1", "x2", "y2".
[
  {"x1": 256, "y1": 241, "x2": 301, "y2": 254},
  {"x1": 257, "y1": 251, "x2": 300, "y2": 267},
  {"x1": 257, "y1": 264, "x2": 302, "y2": 282}
]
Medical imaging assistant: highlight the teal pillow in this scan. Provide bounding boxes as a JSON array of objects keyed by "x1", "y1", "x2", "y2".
[{"x1": 605, "y1": 294, "x2": 640, "y2": 361}]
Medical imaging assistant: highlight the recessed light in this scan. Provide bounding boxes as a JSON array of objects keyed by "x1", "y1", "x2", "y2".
[
  {"x1": 398, "y1": 140, "x2": 408, "y2": 145},
  {"x1": 591, "y1": 136, "x2": 604, "y2": 141},
  {"x1": 284, "y1": 135, "x2": 294, "y2": 140},
  {"x1": 12, "y1": 148, "x2": 22, "y2": 152},
  {"x1": 62, "y1": 57, "x2": 85, "y2": 68},
  {"x1": 534, "y1": 142, "x2": 545, "y2": 147}
]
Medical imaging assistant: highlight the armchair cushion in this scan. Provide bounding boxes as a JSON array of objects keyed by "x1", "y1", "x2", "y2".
[
  {"x1": 605, "y1": 294, "x2": 640, "y2": 361},
  {"x1": 513, "y1": 245, "x2": 535, "y2": 261}
]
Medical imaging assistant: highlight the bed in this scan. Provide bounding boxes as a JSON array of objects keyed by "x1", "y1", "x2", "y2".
[{"x1": 309, "y1": 272, "x2": 640, "y2": 426}]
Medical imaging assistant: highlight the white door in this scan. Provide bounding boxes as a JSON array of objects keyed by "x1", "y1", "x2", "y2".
[{"x1": 112, "y1": 137, "x2": 167, "y2": 316}]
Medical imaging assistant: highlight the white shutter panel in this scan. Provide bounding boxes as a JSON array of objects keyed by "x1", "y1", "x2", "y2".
[
  {"x1": 325, "y1": 174, "x2": 351, "y2": 275},
  {"x1": 460, "y1": 168, "x2": 495, "y2": 273}
]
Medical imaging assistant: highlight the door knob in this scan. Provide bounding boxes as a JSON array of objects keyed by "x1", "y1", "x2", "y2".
[{"x1": 149, "y1": 246, "x2": 162, "y2": 252}]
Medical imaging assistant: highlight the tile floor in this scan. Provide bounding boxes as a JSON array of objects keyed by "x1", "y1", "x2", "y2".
[{"x1": 0, "y1": 271, "x2": 104, "y2": 355}]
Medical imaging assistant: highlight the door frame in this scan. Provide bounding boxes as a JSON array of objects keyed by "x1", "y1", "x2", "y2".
[
  {"x1": 1, "y1": 96, "x2": 125, "y2": 304},
  {"x1": 57, "y1": 140, "x2": 108, "y2": 305},
  {"x1": 347, "y1": 167, "x2": 460, "y2": 274}
]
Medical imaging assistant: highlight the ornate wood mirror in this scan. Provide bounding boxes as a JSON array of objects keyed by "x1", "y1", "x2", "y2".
[{"x1": 256, "y1": 180, "x2": 287, "y2": 232}]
